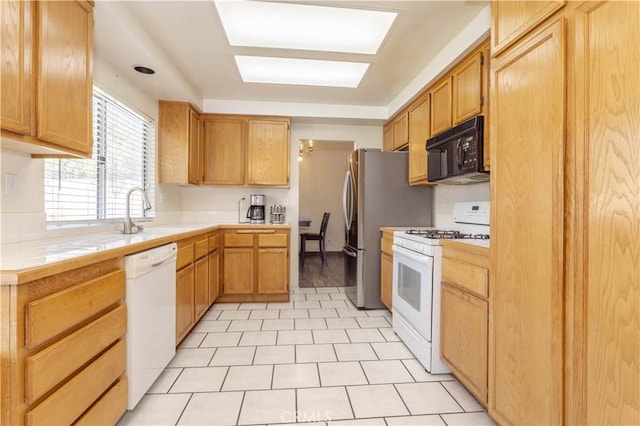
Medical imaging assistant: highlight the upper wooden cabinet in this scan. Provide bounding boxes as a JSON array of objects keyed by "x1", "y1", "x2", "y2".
[
  {"x1": 202, "y1": 115, "x2": 290, "y2": 187},
  {"x1": 491, "y1": 0, "x2": 565, "y2": 56},
  {"x1": 430, "y1": 76, "x2": 453, "y2": 136},
  {"x1": 408, "y1": 93, "x2": 433, "y2": 186},
  {"x1": 392, "y1": 109, "x2": 409, "y2": 150},
  {"x1": 382, "y1": 122, "x2": 393, "y2": 152},
  {"x1": 202, "y1": 116, "x2": 246, "y2": 185},
  {"x1": 158, "y1": 101, "x2": 202, "y2": 185},
  {"x1": 1, "y1": 0, "x2": 94, "y2": 157},
  {"x1": 247, "y1": 119, "x2": 290, "y2": 186},
  {"x1": 452, "y1": 51, "x2": 484, "y2": 125}
]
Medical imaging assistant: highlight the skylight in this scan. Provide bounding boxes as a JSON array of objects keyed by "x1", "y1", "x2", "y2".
[
  {"x1": 214, "y1": 1, "x2": 397, "y2": 55},
  {"x1": 234, "y1": 56, "x2": 369, "y2": 88}
]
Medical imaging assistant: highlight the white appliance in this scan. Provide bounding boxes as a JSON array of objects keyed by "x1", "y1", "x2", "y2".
[
  {"x1": 125, "y1": 243, "x2": 177, "y2": 409},
  {"x1": 392, "y1": 201, "x2": 490, "y2": 374}
]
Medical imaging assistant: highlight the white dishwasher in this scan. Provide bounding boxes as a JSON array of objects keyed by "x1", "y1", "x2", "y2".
[{"x1": 125, "y1": 243, "x2": 177, "y2": 409}]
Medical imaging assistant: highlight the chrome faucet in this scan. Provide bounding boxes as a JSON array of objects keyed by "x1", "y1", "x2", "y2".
[{"x1": 123, "y1": 187, "x2": 152, "y2": 234}]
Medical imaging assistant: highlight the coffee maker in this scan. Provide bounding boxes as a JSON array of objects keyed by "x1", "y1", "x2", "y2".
[{"x1": 247, "y1": 194, "x2": 266, "y2": 224}]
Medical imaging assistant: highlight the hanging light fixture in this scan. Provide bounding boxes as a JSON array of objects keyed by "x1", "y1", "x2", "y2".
[{"x1": 298, "y1": 140, "x2": 314, "y2": 161}]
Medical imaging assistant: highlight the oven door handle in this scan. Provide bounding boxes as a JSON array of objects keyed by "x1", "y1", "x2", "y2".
[{"x1": 392, "y1": 244, "x2": 433, "y2": 265}]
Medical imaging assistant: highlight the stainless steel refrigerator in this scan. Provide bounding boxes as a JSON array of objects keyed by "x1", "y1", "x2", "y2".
[{"x1": 342, "y1": 149, "x2": 433, "y2": 309}]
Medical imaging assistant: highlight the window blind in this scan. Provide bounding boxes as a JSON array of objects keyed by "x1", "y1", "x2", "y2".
[{"x1": 44, "y1": 87, "x2": 155, "y2": 222}]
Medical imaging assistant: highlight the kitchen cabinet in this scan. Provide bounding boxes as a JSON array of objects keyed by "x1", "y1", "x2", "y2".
[
  {"x1": 1, "y1": 0, "x2": 94, "y2": 157},
  {"x1": 0, "y1": 258, "x2": 127, "y2": 425},
  {"x1": 175, "y1": 232, "x2": 214, "y2": 344},
  {"x1": 158, "y1": 101, "x2": 202, "y2": 185},
  {"x1": 440, "y1": 241, "x2": 489, "y2": 406},
  {"x1": 407, "y1": 93, "x2": 433, "y2": 186},
  {"x1": 202, "y1": 116, "x2": 246, "y2": 185},
  {"x1": 379, "y1": 229, "x2": 394, "y2": 310},
  {"x1": 208, "y1": 233, "x2": 220, "y2": 305},
  {"x1": 392, "y1": 109, "x2": 409, "y2": 150},
  {"x1": 452, "y1": 51, "x2": 484, "y2": 125},
  {"x1": 382, "y1": 122, "x2": 393, "y2": 152},
  {"x1": 491, "y1": 0, "x2": 565, "y2": 56},
  {"x1": 490, "y1": 17, "x2": 565, "y2": 426},
  {"x1": 489, "y1": 1, "x2": 639, "y2": 425},
  {"x1": 430, "y1": 76, "x2": 453, "y2": 136},
  {"x1": 247, "y1": 119, "x2": 290, "y2": 186},
  {"x1": 385, "y1": 39, "x2": 489, "y2": 182},
  {"x1": 219, "y1": 228, "x2": 290, "y2": 302},
  {"x1": 202, "y1": 115, "x2": 290, "y2": 187}
]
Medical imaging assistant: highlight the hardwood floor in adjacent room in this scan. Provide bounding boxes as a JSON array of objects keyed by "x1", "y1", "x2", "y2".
[{"x1": 299, "y1": 252, "x2": 346, "y2": 288}]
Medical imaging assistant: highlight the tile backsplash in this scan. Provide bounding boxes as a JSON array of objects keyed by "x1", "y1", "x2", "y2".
[{"x1": 432, "y1": 181, "x2": 490, "y2": 229}]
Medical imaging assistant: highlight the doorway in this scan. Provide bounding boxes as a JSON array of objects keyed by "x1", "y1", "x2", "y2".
[{"x1": 297, "y1": 140, "x2": 354, "y2": 287}]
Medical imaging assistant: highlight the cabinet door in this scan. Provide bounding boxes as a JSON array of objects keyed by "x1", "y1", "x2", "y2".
[
  {"x1": 194, "y1": 256, "x2": 208, "y2": 320},
  {"x1": 223, "y1": 248, "x2": 254, "y2": 294},
  {"x1": 382, "y1": 122, "x2": 393, "y2": 152},
  {"x1": 176, "y1": 265, "x2": 194, "y2": 344},
  {"x1": 1, "y1": 0, "x2": 32, "y2": 135},
  {"x1": 441, "y1": 284, "x2": 488, "y2": 404},
  {"x1": 491, "y1": 0, "x2": 565, "y2": 56},
  {"x1": 247, "y1": 119, "x2": 290, "y2": 186},
  {"x1": 453, "y1": 52, "x2": 483, "y2": 124},
  {"x1": 202, "y1": 117, "x2": 246, "y2": 185},
  {"x1": 490, "y1": 18, "x2": 565, "y2": 426},
  {"x1": 392, "y1": 110, "x2": 409, "y2": 150},
  {"x1": 430, "y1": 76, "x2": 453, "y2": 136},
  {"x1": 188, "y1": 108, "x2": 201, "y2": 185},
  {"x1": 257, "y1": 248, "x2": 288, "y2": 294},
  {"x1": 408, "y1": 94, "x2": 431, "y2": 185},
  {"x1": 569, "y1": 2, "x2": 640, "y2": 424},
  {"x1": 380, "y1": 251, "x2": 393, "y2": 310},
  {"x1": 208, "y1": 250, "x2": 219, "y2": 305},
  {"x1": 37, "y1": 0, "x2": 93, "y2": 155}
]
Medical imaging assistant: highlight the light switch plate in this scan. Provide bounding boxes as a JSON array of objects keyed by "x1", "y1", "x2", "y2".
[{"x1": 4, "y1": 173, "x2": 17, "y2": 197}]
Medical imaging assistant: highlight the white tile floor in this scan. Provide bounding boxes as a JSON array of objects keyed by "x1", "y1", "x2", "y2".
[{"x1": 119, "y1": 287, "x2": 496, "y2": 426}]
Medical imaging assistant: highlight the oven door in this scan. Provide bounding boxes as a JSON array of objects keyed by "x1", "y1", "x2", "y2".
[{"x1": 392, "y1": 244, "x2": 433, "y2": 341}]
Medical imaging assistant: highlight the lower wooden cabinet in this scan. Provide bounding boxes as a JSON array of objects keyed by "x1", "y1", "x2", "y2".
[
  {"x1": 440, "y1": 241, "x2": 489, "y2": 406},
  {"x1": 175, "y1": 263, "x2": 195, "y2": 344},
  {"x1": 380, "y1": 229, "x2": 394, "y2": 311},
  {"x1": 218, "y1": 228, "x2": 290, "y2": 303},
  {"x1": 208, "y1": 241, "x2": 220, "y2": 305},
  {"x1": 0, "y1": 258, "x2": 127, "y2": 425},
  {"x1": 194, "y1": 255, "x2": 209, "y2": 320}
]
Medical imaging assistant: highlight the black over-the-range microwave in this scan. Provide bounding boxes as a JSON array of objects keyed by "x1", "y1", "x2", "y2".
[{"x1": 425, "y1": 115, "x2": 489, "y2": 184}]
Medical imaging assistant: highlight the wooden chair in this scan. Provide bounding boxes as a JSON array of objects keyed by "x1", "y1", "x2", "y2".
[{"x1": 300, "y1": 212, "x2": 331, "y2": 266}]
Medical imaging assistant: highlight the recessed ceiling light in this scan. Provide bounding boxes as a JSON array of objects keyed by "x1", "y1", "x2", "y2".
[
  {"x1": 234, "y1": 56, "x2": 369, "y2": 88},
  {"x1": 133, "y1": 65, "x2": 155, "y2": 75},
  {"x1": 215, "y1": 1, "x2": 397, "y2": 55}
]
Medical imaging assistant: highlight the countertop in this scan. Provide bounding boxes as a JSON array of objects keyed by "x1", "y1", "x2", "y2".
[{"x1": 0, "y1": 222, "x2": 291, "y2": 286}]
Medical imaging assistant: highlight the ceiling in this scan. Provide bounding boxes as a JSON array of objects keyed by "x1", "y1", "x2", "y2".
[{"x1": 93, "y1": 1, "x2": 489, "y2": 121}]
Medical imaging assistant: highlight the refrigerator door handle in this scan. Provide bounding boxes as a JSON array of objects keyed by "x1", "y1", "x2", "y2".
[
  {"x1": 342, "y1": 246, "x2": 357, "y2": 257},
  {"x1": 342, "y1": 171, "x2": 351, "y2": 231}
]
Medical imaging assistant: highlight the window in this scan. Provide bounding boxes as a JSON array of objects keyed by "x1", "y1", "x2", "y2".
[{"x1": 44, "y1": 87, "x2": 155, "y2": 222}]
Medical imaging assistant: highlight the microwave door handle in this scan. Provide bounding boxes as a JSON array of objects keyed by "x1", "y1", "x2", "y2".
[{"x1": 456, "y1": 140, "x2": 464, "y2": 169}]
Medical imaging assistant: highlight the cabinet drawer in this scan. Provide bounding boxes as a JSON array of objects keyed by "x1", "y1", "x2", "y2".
[
  {"x1": 225, "y1": 233, "x2": 254, "y2": 247},
  {"x1": 25, "y1": 339, "x2": 126, "y2": 426},
  {"x1": 208, "y1": 234, "x2": 219, "y2": 251},
  {"x1": 25, "y1": 270, "x2": 125, "y2": 349},
  {"x1": 381, "y1": 237, "x2": 393, "y2": 255},
  {"x1": 258, "y1": 233, "x2": 288, "y2": 248},
  {"x1": 177, "y1": 243, "x2": 194, "y2": 270},
  {"x1": 25, "y1": 304, "x2": 126, "y2": 403},
  {"x1": 194, "y1": 237, "x2": 209, "y2": 260},
  {"x1": 75, "y1": 377, "x2": 127, "y2": 426},
  {"x1": 442, "y1": 257, "x2": 488, "y2": 297}
]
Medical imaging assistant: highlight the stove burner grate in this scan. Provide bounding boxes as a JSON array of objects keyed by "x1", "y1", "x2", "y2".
[{"x1": 405, "y1": 229, "x2": 489, "y2": 240}]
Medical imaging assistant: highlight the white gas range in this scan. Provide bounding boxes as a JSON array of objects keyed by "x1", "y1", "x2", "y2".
[{"x1": 391, "y1": 201, "x2": 490, "y2": 374}]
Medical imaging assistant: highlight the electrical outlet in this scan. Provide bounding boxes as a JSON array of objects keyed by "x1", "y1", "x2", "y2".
[
  {"x1": 444, "y1": 195, "x2": 449, "y2": 205},
  {"x1": 282, "y1": 197, "x2": 289, "y2": 206},
  {"x1": 4, "y1": 173, "x2": 17, "y2": 197}
]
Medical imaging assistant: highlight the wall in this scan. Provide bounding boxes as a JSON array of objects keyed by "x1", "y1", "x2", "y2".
[
  {"x1": 299, "y1": 141, "x2": 354, "y2": 252},
  {"x1": 432, "y1": 181, "x2": 490, "y2": 229}
]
